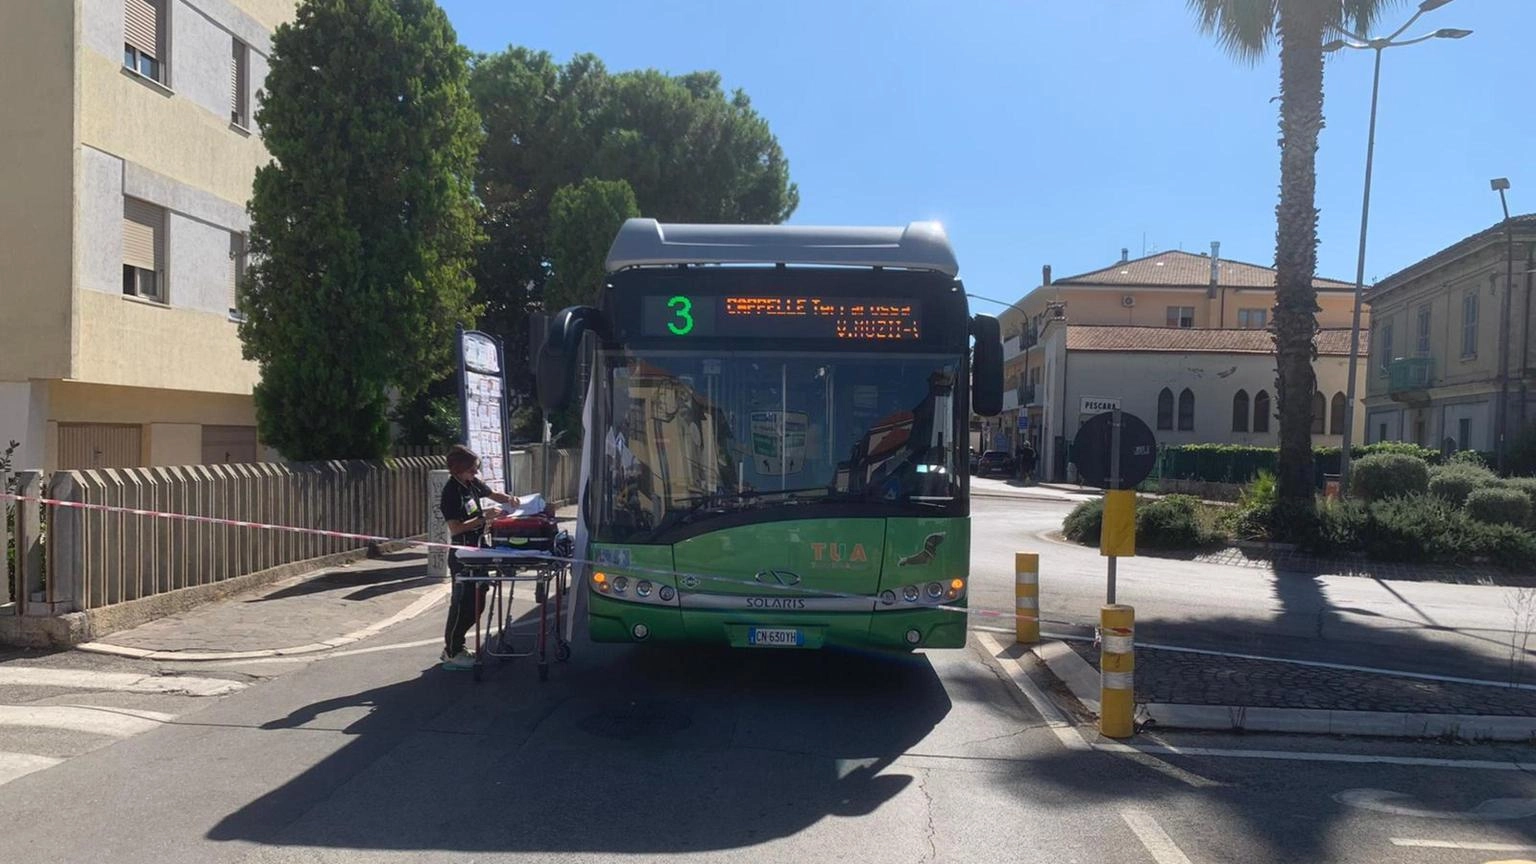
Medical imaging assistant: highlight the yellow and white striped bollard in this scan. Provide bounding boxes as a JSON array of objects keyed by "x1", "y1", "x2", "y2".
[
  {"x1": 1014, "y1": 553, "x2": 1039, "y2": 644},
  {"x1": 1099, "y1": 604, "x2": 1135, "y2": 738}
]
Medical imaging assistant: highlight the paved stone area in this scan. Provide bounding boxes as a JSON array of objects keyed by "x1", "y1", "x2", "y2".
[
  {"x1": 1069, "y1": 640, "x2": 1536, "y2": 716},
  {"x1": 100, "y1": 551, "x2": 442, "y2": 653},
  {"x1": 1189, "y1": 546, "x2": 1513, "y2": 585}
]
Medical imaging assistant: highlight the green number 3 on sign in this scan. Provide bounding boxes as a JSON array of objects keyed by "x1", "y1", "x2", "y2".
[{"x1": 667, "y1": 295, "x2": 695, "y2": 336}]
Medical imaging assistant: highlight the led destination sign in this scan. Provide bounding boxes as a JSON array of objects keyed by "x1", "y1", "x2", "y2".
[{"x1": 640, "y1": 294, "x2": 924, "y2": 341}]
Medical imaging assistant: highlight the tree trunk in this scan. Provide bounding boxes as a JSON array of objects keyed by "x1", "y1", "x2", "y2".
[{"x1": 1272, "y1": 0, "x2": 1326, "y2": 507}]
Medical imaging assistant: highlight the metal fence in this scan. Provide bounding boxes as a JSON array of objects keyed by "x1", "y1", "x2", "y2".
[{"x1": 6, "y1": 457, "x2": 442, "y2": 616}]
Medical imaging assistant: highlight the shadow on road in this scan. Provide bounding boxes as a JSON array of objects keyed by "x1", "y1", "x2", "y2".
[
  {"x1": 251, "y1": 564, "x2": 433, "y2": 603},
  {"x1": 207, "y1": 636, "x2": 951, "y2": 855}
]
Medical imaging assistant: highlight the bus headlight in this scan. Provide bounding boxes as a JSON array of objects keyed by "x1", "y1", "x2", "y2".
[
  {"x1": 612, "y1": 576, "x2": 629, "y2": 594},
  {"x1": 901, "y1": 585, "x2": 920, "y2": 603},
  {"x1": 926, "y1": 581, "x2": 944, "y2": 600},
  {"x1": 880, "y1": 590, "x2": 896, "y2": 606},
  {"x1": 659, "y1": 585, "x2": 676, "y2": 602},
  {"x1": 636, "y1": 580, "x2": 653, "y2": 597},
  {"x1": 592, "y1": 572, "x2": 609, "y2": 593}
]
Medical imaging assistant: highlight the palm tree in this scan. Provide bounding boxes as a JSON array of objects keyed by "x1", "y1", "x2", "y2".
[{"x1": 1188, "y1": 0, "x2": 1403, "y2": 509}]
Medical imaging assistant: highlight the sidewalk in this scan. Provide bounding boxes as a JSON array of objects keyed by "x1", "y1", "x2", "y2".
[
  {"x1": 78, "y1": 551, "x2": 447, "y2": 661},
  {"x1": 1029, "y1": 635, "x2": 1536, "y2": 742},
  {"x1": 74, "y1": 506, "x2": 582, "y2": 661}
]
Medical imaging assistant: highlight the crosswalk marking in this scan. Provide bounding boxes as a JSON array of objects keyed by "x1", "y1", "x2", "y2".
[
  {"x1": 0, "y1": 705, "x2": 176, "y2": 737},
  {"x1": 0, "y1": 751, "x2": 65, "y2": 786},
  {"x1": 0, "y1": 667, "x2": 246, "y2": 697}
]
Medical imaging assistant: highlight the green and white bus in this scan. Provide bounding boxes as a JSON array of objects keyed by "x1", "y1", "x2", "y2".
[{"x1": 537, "y1": 219, "x2": 1003, "y2": 651}]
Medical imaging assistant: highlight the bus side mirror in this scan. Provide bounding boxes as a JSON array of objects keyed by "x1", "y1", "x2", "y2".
[
  {"x1": 536, "y1": 306, "x2": 607, "y2": 412},
  {"x1": 970, "y1": 314, "x2": 1003, "y2": 417}
]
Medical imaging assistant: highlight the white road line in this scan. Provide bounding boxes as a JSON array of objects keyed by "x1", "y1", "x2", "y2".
[
  {"x1": 978, "y1": 632, "x2": 1089, "y2": 751},
  {"x1": 0, "y1": 751, "x2": 64, "y2": 786},
  {"x1": 1391, "y1": 837, "x2": 1536, "y2": 852},
  {"x1": 1100, "y1": 741, "x2": 1536, "y2": 772},
  {"x1": 0, "y1": 705, "x2": 176, "y2": 737},
  {"x1": 0, "y1": 667, "x2": 246, "y2": 696},
  {"x1": 1120, "y1": 810, "x2": 1194, "y2": 864}
]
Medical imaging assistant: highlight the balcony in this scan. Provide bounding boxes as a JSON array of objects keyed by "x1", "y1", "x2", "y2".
[
  {"x1": 1387, "y1": 357, "x2": 1433, "y2": 404},
  {"x1": 1018, "y1": 383, "x2": 1036, "y2": 406},
  {"x1": 1003, "y1": 335, "x2": 1022, "y2": 362},
  {"x1": 1002, "y1": 389, "x2": 1019, "y2": 412}
]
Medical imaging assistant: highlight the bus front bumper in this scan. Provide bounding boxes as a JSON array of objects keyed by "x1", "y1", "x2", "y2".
[{"x1": 588, "y1": 593, "x2": 967, "y2": 650}]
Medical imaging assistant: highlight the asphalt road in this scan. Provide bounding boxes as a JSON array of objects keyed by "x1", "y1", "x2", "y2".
[
  {"x1": 968, "y1": 493, "x2": 1536, "y2": 684},
  {"x1": 2, "y1": 502, "x2": 1536, "y2": 862}
]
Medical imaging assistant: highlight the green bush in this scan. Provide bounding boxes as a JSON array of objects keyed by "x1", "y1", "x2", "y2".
[
  {"x1": 1465, "y1": 486, "x2": 1531, "y2": 527},
  {"x1": 1350, "y1": 453, "x2": 1430, "y2": 502},
  {"x1": 1498, "y1": 477, "x2": 1536, "y2": 528},
  {"x1": 1310, "y1": 498, "x2": 1367, "y2": 554},
  {"x1": 1472, "y1": 522, "x2": 1536, "y2": 569},
  {"x1": 1227, "y1": 472, "x2": 1276, "y2": 541},
  {"x1": 1428, "y1": 464, "x2": 1499, "y2": 506},
  {"x1": 1448, "y1": 449, "x2": 1489, "y2": 468},
  {"x1": 1361, "y1": 494, "x2": 1475, "y2": 562},
  {"x1": 1156, "y1": 442, "x2": 1441, "y2": 487},
  {"x1": 1136, "y1": 495, "x2": 1210, "y2": 549},
  {"x1": 1063, "y1": 498, "x2": 1104, "y2": 544}
]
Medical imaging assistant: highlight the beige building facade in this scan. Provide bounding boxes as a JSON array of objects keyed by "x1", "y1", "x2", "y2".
[
  {"x1": 1026, "y1": 326, "x2": 1367, "y2": 483},
  {"x1": 983, "y1": 246, "x2": 1365, "y2": 457},
  {"x1": 0, "y1": 0, "x2": 294, "y2": 471},
  {"x1": 1363, "y1": 214, "x2": 1536, "y2": 453}
]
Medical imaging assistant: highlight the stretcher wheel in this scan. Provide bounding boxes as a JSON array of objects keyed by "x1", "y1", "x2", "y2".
[{"x1": 556, "y1": 641, "x2": 572, "y2": 662}]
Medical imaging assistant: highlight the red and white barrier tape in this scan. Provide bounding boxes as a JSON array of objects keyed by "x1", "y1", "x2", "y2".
[{"x1": 0, "y1": 490, "x2": 1086, "y2": 625}]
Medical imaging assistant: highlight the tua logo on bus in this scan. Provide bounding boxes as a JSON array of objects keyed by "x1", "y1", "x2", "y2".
[{"x1": 809, "y1": 542, "x2": 868, "y2": 565}]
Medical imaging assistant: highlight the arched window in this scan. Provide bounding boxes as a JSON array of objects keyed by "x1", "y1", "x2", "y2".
[
  {"x1": 1329, "y1": 392, "x2": 1346, "y2": 435},
  {"x1": 1157, "y1": 388, "x2": 1174, "y2": 431},
  {"x1": 1311, "y1": 392, "x2": 1326, "y2": 435},
  {"x1": 1253, "y1": 391, "x2": 1270, "y2": 433},
  {"x1": 1232, "y1": 390, "x2": 1249, "y2": 433},
  {"x1": 1178, "y1": 388, "x2": 1195, "y2": 431}
]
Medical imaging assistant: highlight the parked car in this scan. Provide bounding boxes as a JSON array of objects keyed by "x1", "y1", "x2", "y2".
[{"x1": 976, "y1": 450, "x2": 1016, "y2": 477}]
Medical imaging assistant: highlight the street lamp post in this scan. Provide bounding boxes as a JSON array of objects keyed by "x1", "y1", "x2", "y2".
[
  {"x1": 1330, "y1": 0, "x2": 1471, "y2": 495},
  {"x1": 1492, "y1": 177, "x2": 1515, "y2": 472}
]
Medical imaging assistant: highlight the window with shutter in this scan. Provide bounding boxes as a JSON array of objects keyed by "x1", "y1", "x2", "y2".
[
  {"x1": 229, "y1": 231, "x2": 247, "y2": 320},
  {"x1": 230, "y1": 40, "x2": 249, "y2": 126},
  {"x1": 123, "y1": 197, "x2": 165, "y2": 301},
  {"x1": 123, "y1": 0, "x2": 162, "y2": 81}
]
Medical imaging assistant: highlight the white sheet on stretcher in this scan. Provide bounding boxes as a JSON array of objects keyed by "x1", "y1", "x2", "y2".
[{"x1": 477, "y1": 492, "x2": 548, "y2": 518}]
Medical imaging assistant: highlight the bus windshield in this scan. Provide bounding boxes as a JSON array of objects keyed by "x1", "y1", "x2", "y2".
[{"x1": 595, "y1": 351, "x2": 961, "y2": 541}]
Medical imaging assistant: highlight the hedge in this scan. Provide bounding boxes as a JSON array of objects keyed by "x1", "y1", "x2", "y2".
[{"x1": 1153, "y1": 441, "x2": 1442, "y2": 487}]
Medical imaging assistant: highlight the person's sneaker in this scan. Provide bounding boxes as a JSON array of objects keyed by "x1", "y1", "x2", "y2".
[{"x1": 440, "y1": 649, "x2": 475, "y2": 671}]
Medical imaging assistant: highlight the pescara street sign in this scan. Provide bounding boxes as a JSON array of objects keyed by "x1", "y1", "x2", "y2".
[{"x1": 1080, "y1": 396, "x2": 1121, "y2": 415}]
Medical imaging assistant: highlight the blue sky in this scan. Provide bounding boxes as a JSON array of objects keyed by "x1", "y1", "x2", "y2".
[{"x1": 438, "y1": 0, "x2": 1531, "y2": 317}]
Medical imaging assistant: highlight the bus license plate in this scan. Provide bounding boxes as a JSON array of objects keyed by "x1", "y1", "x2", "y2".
[{"x1": 748, "y1": 627, "x2": 803, "y2": 647}]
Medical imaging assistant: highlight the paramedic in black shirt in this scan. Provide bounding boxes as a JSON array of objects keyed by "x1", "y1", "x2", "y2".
[{"x1": 439, "y1": 445, "x2": 519, "y2": 670}]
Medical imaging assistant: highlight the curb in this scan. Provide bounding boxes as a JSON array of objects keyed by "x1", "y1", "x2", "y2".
[
  {"x1": 1029, "y1": 637, "x2": 1536, "y2": 743},
  {"x1": 76, "y1": 583, "x2": 449, "y2": 662}
]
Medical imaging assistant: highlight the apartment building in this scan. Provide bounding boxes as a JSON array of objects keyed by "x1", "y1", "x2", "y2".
[
  {"x1": 982, "y1": 245, "x2": 1365, "y2": 456},
  {"x1": 1363, "y1": 214, "x2": 1536, "y2": 452},
  {"x1": 0, "y1": 0, "x2": 294, "y2": 472}
]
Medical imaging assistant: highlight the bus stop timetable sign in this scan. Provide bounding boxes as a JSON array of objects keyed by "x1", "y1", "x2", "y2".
[{"x1": 1072, "y1": 411, "x2": 1156, "y2": 490}]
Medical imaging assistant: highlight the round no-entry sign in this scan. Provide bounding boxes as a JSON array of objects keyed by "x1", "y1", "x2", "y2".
[{"x1": 1072, "y1": 411, "x2": 1157, "y2": 490}]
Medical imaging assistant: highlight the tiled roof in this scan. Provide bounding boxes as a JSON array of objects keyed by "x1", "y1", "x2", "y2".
[
  {"x1": 1065, "y1": 325, "x2": 1359, "y2": 356},
  {"x1": 1369, "y1": 213, "x2": 1536, "y2": 299},
  {"x1": 1052, "y1": 250, "x2": 1355, "y2": 292}
]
